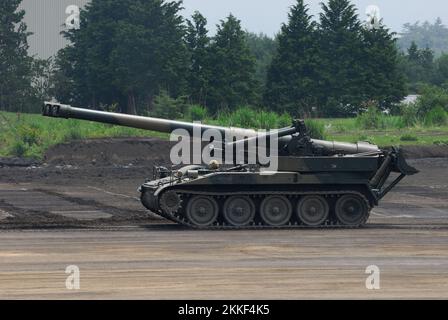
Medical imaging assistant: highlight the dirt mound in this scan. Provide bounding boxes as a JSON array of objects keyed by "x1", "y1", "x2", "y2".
[
  {"x1": 0, "y1": 157, "x2": 38, "y2": 168},
  {"x1": 43, "y1": 139, "x2": 448, "y2": 166},
  {"x1": 44, "y1": 138, "x2": 173, "y2": 166},
  {"x1": 3, "y1": 138, "x2": 448, "y2": 170}
]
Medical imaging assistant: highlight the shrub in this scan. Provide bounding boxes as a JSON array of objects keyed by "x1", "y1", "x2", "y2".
[
  {"x1": 400, "y1": 134, "x2": 419, "y2": 142},
  {"x1": 415, "y1": 85, "x2": 448, "y2": 115},
  {"x1": 277, "y1": 113, "x2": 293, "y2": 127},
  {"x1": 257, "y1": 111, "x2": 279, "y2": 130},
  {"x1": 424, "y1": 106, "x2": 448, "y2": 126},
  {"x1": 9, "y1": 141, "x2": 27, "y2": 157},
  {"x1": 228, "y1": 107, "x2": 258, "y2": 128},
  {"x1": 400, "y1": 103, "x2": 420, "y2": 127},
  {"x1": 151, "y1": 90, "x2": 188, "y2": 119},
  {"x1": 305, "y1": 120, "x2": 326, "y2": 140},
  {"x1": 214, "y1": 108, "x2": 293, "y2": 130},
  {"x1": 215, "y1": 110, "x2": 232, "y2": 127},
  {"x1": 64, "y1": 128, "x2": 83, "y2": 141},
  {"x1": 383, "y1": 116, "x2": 405, "y2": 129},
  {"x1": 433, "y1": 140, "x2": 448, "y2": 146},
  {"x1": 356, "y1": 106, "x2": 384, "y2": 130},
  {"x1": 334, "y1": 123, "x2": 348, "y2": 133},
  {"x1": 17, "y1": 123, "x2": 41, "y2": 146},
  {"x1": 389, "y1": 102, "x2": 404, "y2": 116},
  {"x1": 110, "y1": 126, "x2": 140, "y2": 138},
  {"x1": 188, "y1": 105, "x2": 208, "y2": 121},
  {"x1": 357, "y1": 135, "x2": 377, "y2": 144},
  {"x1": 358, "y1": 135, "x2": 369, "y2": 142},
  {"x1": 103, "y1": 103, "x2": 119, "y2": 113}
]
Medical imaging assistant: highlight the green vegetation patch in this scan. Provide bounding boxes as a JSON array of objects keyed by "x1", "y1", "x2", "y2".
[
  {"x1": 0, "y1": 112, "x2": 167, "y2": 159},
  {"x1": 2, "y1": 108, "x2": 448, "y2": 160}
]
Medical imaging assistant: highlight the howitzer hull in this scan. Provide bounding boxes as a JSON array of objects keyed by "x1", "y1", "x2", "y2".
[{"x1": 139, "y1": 151, "x2": 416, "y2": 229}]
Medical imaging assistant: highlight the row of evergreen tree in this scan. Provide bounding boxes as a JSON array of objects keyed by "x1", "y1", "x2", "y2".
[
  {"x1": 55, "y1": 0, "x2": 405, "y2": 117},
  {"x1": 398, "y1": 18, "x2": 448, "y2": 57},
  {"x1": 265, "y1": 0, "x2": 405, "y2": 116},
  {"x1": 1, "y1": 0, "x2": 444, "y2": 117},
  {"x1": 400, "y1": 41, "x2": 448, "y2": 92}
]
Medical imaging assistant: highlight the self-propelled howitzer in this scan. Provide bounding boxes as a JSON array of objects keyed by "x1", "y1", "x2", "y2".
[{"x1": 43, "y1": 102, "x2": 418, "y2": 229}]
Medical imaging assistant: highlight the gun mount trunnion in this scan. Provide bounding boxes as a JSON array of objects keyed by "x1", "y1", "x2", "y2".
[{"x1": 43, "y1": 102, "x2": 418, "y2": 229}]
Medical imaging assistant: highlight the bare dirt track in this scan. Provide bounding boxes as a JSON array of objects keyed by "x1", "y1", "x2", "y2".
[{"x1": 0, "y1": 138, "x2": 447, "y2": 299}]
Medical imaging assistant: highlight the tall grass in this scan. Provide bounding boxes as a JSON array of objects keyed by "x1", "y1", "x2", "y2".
[
  {"x1": 187, "y1": 105, "x2": 208, "y2": 121},
  {"x1": 305, "y1": 120, "x2": 326, "y2": 140},
  {"x1": 355, "y1": 106, "x2": 405, "y2": 130},
  {"x1": 424, "y1": 106, "x2": 448, "y2": 126},
  {"x1": 0, "y1": 112, "x2": 167, "y2": 159},
  {"x1": 2, "y1": 105, "x2": 448, "y2": 159},
  {"x1": 214, "y1": 107, "x2": 292, "y2": 129}
]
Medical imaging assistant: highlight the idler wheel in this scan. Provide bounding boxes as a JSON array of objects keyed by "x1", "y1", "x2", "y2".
[
  {"x1": 223, "y1": 196, "x2": 255, "y2": 227},
  {"x1": 260, "y1": 196, "x2": 292, "y2": 226},
  {"x1": 186, "y1": 196, "x2": 219, "y2": 227},
  {"x1": 335, "y1": 195, "x2": 369, "y2": 227},
  {"x1": 297, "y1": 196, "x2": 329, "y2": 226}
]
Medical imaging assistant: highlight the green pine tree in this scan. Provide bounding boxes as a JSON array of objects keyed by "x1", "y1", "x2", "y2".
[
  {"x1": 56, "y1": 0, "x2": 188, "y2": 114},
  {"x1": 0, "y1": 0, "x2": 33, "y2": 112},
  {"x1": 109, "y1": 0, "x2": 188, "y2": 114},
  {"x1": 186, "y1": 11, "x2": 211, "y2": 107},
  {"x1": 361, "y1": 24, "x2": 407, "y2": 109},
  {"x1": 245, "y1": 32, "x2": 277, "y2": 98},
  {"x1": 436, "y1": 53, "x2": 448, "y2": 85},
  {"x1": 401, "y1": 42, "x2": 437, "y2": 91},
  {"x1": 207, "y1": 14, "x2": 258, "y2": 113},
  {"x1": 318, "y1": 0, "x2": 364, "y2": 116},
  {"x1": 264, "y1": 0, "x2": 319, "y2": 116},
  {"x1": 407, "y1": 41, "x2": 420, "y2": 62}
]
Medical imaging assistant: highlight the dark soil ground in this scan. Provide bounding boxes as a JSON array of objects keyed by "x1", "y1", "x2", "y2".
[{"x1": 0, "y1": 138, "x2": 447, "y2": 230}]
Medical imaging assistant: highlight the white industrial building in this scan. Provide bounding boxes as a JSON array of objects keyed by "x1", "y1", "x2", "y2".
[{"x1": 20, "y1": 0, "x2": 89, "y2": 58}]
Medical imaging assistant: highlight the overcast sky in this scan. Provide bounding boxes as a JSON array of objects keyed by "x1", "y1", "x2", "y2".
[
  {"x1": 181, "y1": 0, "x2": 448, "y2": 36},
  {"x1": 21, "y1": 0, "x2": 448, "y2": 58}
]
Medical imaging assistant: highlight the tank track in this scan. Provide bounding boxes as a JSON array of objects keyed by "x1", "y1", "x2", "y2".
[{"x1": 153, "y1": 189, "x2": 372, "y2": 230}]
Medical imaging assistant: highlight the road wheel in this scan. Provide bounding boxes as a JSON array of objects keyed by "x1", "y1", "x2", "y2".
[
  {"x1": 335, "y1": 194, "x2": 369, "y2": 227},
  {"x1": 260, "y1": 196, "x2": 292, "y2": 226},
  {"x1": 160, "y1": 191, "x2": 182, "y2": 215},
  {"x1": 186, "y1": 196, "x2": 218, "y2": 227},
  {"x1": 223, "y1": 196, "x2": 255, "y2": 227},
  {"x1": 297, "y1": 196, "x2": 329, "y2": 226}
]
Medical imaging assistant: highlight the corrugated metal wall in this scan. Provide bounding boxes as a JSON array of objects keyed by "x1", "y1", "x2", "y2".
[{"x1": 20, "y1": 0, "x2": 89, "y2": 59}]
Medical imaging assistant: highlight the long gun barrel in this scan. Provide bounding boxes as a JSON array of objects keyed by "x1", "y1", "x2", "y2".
[
  {"x1": 43, "y1": 102, "x2": 259, "y2": 138},
  {"x1": 43, "y1": 102, "x2": 380, "y2": 155}
]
